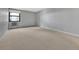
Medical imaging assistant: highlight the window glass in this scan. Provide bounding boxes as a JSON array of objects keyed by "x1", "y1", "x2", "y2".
[
  {"x1": 9, "y1": 12, "x2": 20, "y2": 22},
  {"x1": 10, "y1": 13, "x2": 19, "y2": 16}
]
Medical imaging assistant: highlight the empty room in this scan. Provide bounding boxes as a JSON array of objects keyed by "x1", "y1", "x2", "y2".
[{"x1": 0, "y1": 8, "x2": 79, "y2": 50}]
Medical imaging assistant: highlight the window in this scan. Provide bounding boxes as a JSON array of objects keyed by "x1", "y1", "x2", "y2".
[{"x1": 9, "y1": 12, "x2": 20, "y2": 22}]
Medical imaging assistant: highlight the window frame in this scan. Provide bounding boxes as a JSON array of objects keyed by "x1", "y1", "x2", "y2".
[{"x1": 9, "y1": 12, "x2": 20, "y2": 22}]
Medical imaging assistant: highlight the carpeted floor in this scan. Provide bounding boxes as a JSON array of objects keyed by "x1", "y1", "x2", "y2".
[{"x1": 0, "y1": 27, "x2": 79, "y2": 50}]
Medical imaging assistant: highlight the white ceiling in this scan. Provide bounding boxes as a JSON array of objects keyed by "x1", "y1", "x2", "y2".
[{"x1": 14, "y1": 8, "x2": 44, "y2": 12}]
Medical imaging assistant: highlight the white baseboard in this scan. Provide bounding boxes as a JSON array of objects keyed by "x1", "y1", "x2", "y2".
[{"x1": 40, "y1": 26, "x2": 79, "y2": 37}]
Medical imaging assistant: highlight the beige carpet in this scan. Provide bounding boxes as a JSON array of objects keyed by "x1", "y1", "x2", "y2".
[{"x1": 0, "y1": 27, "x2": 79, "y2": 50}]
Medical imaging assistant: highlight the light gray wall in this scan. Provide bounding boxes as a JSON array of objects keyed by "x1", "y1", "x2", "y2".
[
  {"x1": 19, "y1": 11, "x2": 36, "y2": 27},
  {"x1": 35, "y1": 12, "x2": 40, "y2": 26},
  {"x1": 38, "y1": 8, "x2": 79, "y2": 35},
  {"x1": 0, "y1": 8, "x2": 8, "y2": 37},
  {"x1": 9, "y1": 9, "x2": 36, "y2": 28}
]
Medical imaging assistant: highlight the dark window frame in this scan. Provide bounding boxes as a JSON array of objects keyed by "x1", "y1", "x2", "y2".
[{"x1": 9, "y1": 12, "x2": 20, "y2": 22}]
